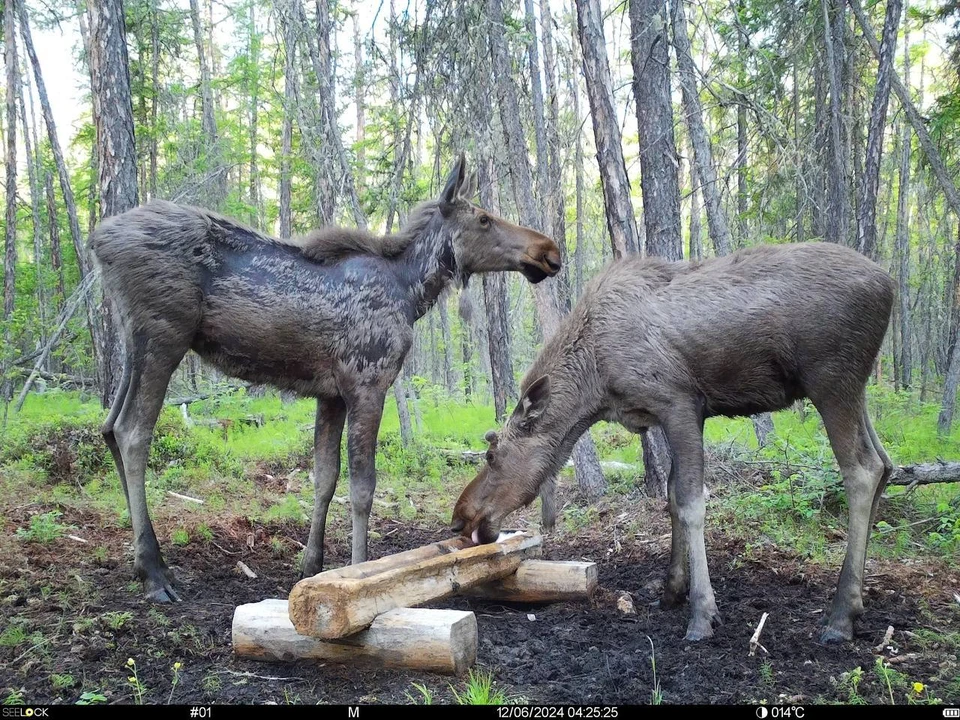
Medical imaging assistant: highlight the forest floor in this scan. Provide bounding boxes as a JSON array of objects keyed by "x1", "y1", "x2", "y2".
[
  {"x1": 2, "y1": 389, "x2": 959, "y2": 705},
  {"x1": 2, "y1": 485, "x2": 959, "y2": 705}
]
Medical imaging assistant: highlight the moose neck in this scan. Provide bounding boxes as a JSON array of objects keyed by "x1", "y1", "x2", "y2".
[
  {"x1": 530, "y1": 325, "x2": 606, "y2": 479},
  {"x1": 395, "y1": 211, "x2": 462, "y2": 321}
]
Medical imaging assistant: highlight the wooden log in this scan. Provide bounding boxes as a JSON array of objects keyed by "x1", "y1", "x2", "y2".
[
  {"x1": 465, "y1": 560, "x2": 598, "y2": 603},
  {"x1": 289, "y1": 532, "x2": 541, "y2": 639},
  {"x1": 888, "y1": 462, "x2": 960, "y2": 488},
  {"x1": 233, "y1": 599, "x2": 476, "y2": 675}
]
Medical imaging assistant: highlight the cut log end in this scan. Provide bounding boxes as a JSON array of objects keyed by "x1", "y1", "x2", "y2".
[
  {"x1": 233, "y1": 599, "x2": 477, "y2": 675},
  {"x1": 466, "y1": 560, "x2": 598, "y2": 603}
]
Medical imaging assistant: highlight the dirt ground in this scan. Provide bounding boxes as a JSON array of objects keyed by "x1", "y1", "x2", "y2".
[{"x1": 2, "y1": 500, "x2": 959, "y2": 706}]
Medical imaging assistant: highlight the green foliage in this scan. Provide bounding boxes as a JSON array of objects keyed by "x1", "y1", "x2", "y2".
[
  {"x1": 449, "y1": 670, "x2": 517, "y2": 705},
  {"x1": 16, "y1": 511, "x2": 70, "y2": 544}
]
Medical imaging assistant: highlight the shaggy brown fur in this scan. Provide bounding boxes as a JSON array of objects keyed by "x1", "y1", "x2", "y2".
[{"x1": 453, "y1": 242, "x2": 895, "y2": 645}]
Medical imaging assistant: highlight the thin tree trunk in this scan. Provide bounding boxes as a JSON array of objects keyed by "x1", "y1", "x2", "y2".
[
  {"x1": 292, "y1": 0, "x2": 365, "y2": 228},
  {"x1": 575, "y1": 0, "x2": 640, "y2": 257},
  {"x1": 850, "y1": 0, "x2": 960, "y2": 220},
  {"x1": 541, "y1": 0, "x2": 571, "y2": 312},
  {"x1": 279, "y1": 8, "x2": 295, "y2": 239},
  {"x1": 896, "y1": 118, "x2": 913, "y2": 389},
  {"x1": 3, "y1": 0, "x2": 19, "y2": 401},
  {"x1": 569, "y1": 11, "x2": 586, "y2": 298},
  {"x1": 438, "y1": 295, "x2": 456, "y2": 396},
  {"x1": 794, "y1": 60, "x2": 804, "y2": 244},
  {"x1": 393, "y1": 370, "x2": 413, "y2": 447},
  {"x1": 188, "y1": 0, "x2": 224, "y2": 206},
  {"x1": 822, "y1": 0, "x2": 850, "y2": 245},
  {"x1": 736, "y1": 4, "x2": 748, "y2": 247},
  {"x1": 478, "y1": 155, "x2": 515, "y2": 422},
  {"x1": 18, "y1": 63, "x2": 46, "y2": 359},
  {"x1": 353, "y1": 15, "x2": 365, "y2": 172},
  {"x1": 247, "y1": 3, "x2": 261, "y2": 226},
  {"x1": 670, "y1": 0, "x2": 732, "y2": 257},
  {"x1": 940, "y1": 227, "x2": 960, "y2": 433},
  {"x1": 491, "y1": 0, "x2": 605, "y2": 499},
  {"x1": 149, "y1": 2, "x2": 159, "y2": 199},
  {"x1": 857, "y1": 0, "x2": 902, "y2": 258},
  {"x1": 688, "y1": 136, "x2": 702, "y2": 260},
  {"x1": 45, "y1": 173, "x2": 65, "y2": 315}
]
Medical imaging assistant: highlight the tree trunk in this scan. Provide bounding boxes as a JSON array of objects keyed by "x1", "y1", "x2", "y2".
[
  {"x1": 438, "y1": 295, "x2": 456, "y2": 396},
  {"x1": 188, "y1": 0, "x2": 225, "y2": 207},
  {"x1": 3, "y1": 0, "x2": 19, "y2": 401},
  {"x1": 393, "y1": 371, "x2": 413, "y2": 447},
  {"x1": 896, "y1": 118, "x2": 913, "y2": 389},
  {"x1": 149, "y1": 3, "x2": 159, "y2": 199},
  {"x1": 90, "y1": 0, "x2": 139, "y2": 406},
  {"x1": 629, "y1": 0, "x2": 682, "y2": 260},
  {"x1": 575, "y1": 0, "x2": 640, "y2": 257},
  {"x1": 856, "y1": 0, "x2": 902, "y2": 258},
  {"x1": 477, "y1": 155, "x2": 515, "y2": 423},
  {"x1": 629, "y1": 0, "x2": 683, "y2": 498},
  {"x1": 292, "y1": 0, "x2": 366, "y2": 229},
  {"x1": 45, "y1": 173, "x2": 65, "y2": 315},
  {"x1": 353, "y1": 15, "x2": 365, "y2": 173},
  {"x1": 279, "y1": 8, "x2": 295, "y2": 239},
  {"x1": 849, "y1": 0, "x2": 960, "y2": 220},
  {"x1": 569, "y1": 10, "x2": 586, "y2": 298},
  {"x1": 940, "y1": 227, "x2": 960, "y2": 434},
  {"x1": 670, "y1": 0, "x2": 732, "y2": 257},
  {"x1": 247, "y1": 3, "x2": 261, "y2": 226},
  {"x1": 735, "y1": 4, "x2": 748, "y2": 247},
  {"x1": 18, "y1": 68, "x2": 47, "y2": 361},
  {"x1": 491, "y1": 0, "x2": 605, "y2": 498},
  {"x1": 821, "y1": 0, "x2": 851, "y2": 245},
  {"x1": 688, "y1": 136, "x2": 702, "y2": 260},
  {"x1": 541, "y1": 0, "x2": 571, "y2": 312}
]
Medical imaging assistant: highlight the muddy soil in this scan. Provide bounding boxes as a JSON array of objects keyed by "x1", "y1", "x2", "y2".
[{"x1": 2, "y1": 502, "x2": 958, "y2": 705}]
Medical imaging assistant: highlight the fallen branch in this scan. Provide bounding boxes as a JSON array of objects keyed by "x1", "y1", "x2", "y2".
[
  {"x1": 237, "y1": 561, "x2": 257, "y2": 579},
  {"x1": 888, "y1": 462, "x2": 960, "y2": 489},
  {"x1": 14, "y1": 273, "x2": 96, "y2": 412},
  {"x1": 749, "y1": 612, "x2": 769, "y2": 656},
  {"x1": 874, "y1": 625, "x2": 895, "y2": 652},
  {"x1": 164, "y1": 385, "x2": 242, "y2": 407},
  {"x1": 168, "y1": 491, "x2": 204, "y2": 505}
]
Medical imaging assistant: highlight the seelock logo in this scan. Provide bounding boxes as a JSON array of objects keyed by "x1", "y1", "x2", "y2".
[{"x1": 2, "y1": 709, "x2": 50, "y2": 717}]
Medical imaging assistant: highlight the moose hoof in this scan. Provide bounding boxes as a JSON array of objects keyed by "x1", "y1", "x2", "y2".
[
  {"x1": 142, "y1": 567, "x2": 181, "y2": 603},
  {"x1": 819, "y1": 622, "x2": 853, "y2": 645},
  {"x1": 684, "y1": 606, "x2": 722, "y2": 641}
]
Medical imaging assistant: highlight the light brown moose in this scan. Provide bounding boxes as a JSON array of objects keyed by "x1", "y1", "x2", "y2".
[
  {"x1": 452, "y1": 242, "x2": 895, "y2": 644},
  {"x1": 91, "y1": 154, "x2": 561, "y2": 602}
]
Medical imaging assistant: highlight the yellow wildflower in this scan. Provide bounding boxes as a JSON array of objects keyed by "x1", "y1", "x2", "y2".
[
  {"x1": 126, "y1": 658, "x2": 135, "y2": 667},
  {"x1": 913, "y1": 682, "x2": 925, "y2": 694}
]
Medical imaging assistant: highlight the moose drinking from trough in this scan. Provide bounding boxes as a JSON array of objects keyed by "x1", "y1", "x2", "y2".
[
  {"x1": 452, "y1": 242, "x2": 895, "y2": 644},
  {"x1": 90, "y1": 154, "x2": 562, "y2": 602}
]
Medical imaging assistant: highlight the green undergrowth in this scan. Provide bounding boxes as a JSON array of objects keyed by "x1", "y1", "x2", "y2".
[{"x1": 1, "y1": 382, "x2": 958, "y2": 563}]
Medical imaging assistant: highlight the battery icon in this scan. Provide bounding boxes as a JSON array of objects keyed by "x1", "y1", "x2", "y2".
[{"x1": 943, "y1": 709, "x2": 959, "y2": 717}]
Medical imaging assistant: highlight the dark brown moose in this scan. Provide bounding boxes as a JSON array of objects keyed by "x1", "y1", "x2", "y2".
[
  {"x1": 91, "y1": 154, "x2": 561, "y2": 602},
  {"x1": 452, "y1": 242, "x2": 895, "y2": 644}
]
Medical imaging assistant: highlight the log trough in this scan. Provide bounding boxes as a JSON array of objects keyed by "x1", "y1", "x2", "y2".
[{"x1": 232, "y1": 532, "x2": 597, "y2": 674}]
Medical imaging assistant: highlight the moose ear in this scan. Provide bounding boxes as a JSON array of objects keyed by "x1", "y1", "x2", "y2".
[
  {"x1": 439, "y1": 152, "x2": 466, "y2": 214},
  {"x1": 518, "y1": 376, "x2": 550, "y2": 423},
  {"x1": 484, "y1": 429, "x2": 499, "y2": 447},
  {"x1": 460, "y1": 170, "x2": 478, "y2": 201}
]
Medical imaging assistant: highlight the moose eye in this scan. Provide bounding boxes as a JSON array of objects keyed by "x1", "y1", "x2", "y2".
[
  {"x1": 486, "y1": 449, "x2": 496, "y2": 465},
  {"x1": 479, "y1": 215, "x2": 490, "y2": 226}
]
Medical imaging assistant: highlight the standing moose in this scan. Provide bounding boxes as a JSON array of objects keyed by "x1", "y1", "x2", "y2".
[
  {"x1": 452, "y1": 242, "x2": 895, "y2": 644},
  {"x1": 91, "y1": 155, "x2": 561, "y2": 602}
]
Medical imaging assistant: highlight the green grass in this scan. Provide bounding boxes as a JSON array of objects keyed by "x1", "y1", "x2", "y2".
[
  {"x1": 2, "y1": 383, "x2": 958, "y2": 566},
  {"x1": 449, "y1": 669, "x2": 518, "y2": 705}
]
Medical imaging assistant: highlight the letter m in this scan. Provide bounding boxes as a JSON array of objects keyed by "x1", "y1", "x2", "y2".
[{"x1": 348, "y1": 707, "x2": 360, "y2": 718}]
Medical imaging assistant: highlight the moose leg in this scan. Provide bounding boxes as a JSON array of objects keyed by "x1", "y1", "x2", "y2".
[
  {"x1": 661, "y1": 461, "x2": 690, "y2": 608},
  {"x1": 102, "y1": 353, "x2": 133, "y2": 509},
  {"x1": 113, "y1": 340, "x2": 186, "y2": 602},
  {"x1": 817, "y1": 395, "x2": 886, "y2": 644},
  {"x1": 661, "y1": 409, "x2": 719, "y2": 641},
  {"x1": 302, "y1": 396, "x2": 347, "y2": 577},
  {"x1": 345, "y1": 390, "x2": 387, "y2": 565},
  {"x1": 863, "y1": 410, "x2": 893, "y2": 523}
]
